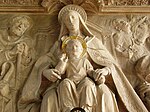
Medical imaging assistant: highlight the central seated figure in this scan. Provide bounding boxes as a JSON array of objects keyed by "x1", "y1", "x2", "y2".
[
  {"x1": 18, "y1": 4, "x2": 149, "y2": 112},
  {"x1": 42, "y1": 36, "x2": 116, "y2": 112}
]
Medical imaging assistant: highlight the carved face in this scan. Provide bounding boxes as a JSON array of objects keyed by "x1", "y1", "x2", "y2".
[
  {"x1": 123, "y1": 21, "x2": 131, "y2": 33},
  {"x1": 113, "y1": 19, "x2": 131, "y2": 33},
  {"x1": 64, "y1": 11, "x2": 80, "y2": 32},
  {"x1": 66, "y1": 39, "x2": 83, "y2": 59},
  {"x1": 135, "y1": 23, "x2": 148, "y2": 43},
  {"x1": 10, "y1": 19, "x2": 29, "y2": 37}
]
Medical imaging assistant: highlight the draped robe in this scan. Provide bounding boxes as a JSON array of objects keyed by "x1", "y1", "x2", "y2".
[{"x1": 18, "y1": 36, "x2": 148, "y2": 112}]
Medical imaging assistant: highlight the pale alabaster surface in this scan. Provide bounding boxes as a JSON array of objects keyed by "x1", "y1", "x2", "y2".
[{"x1": 0, "y1": 1, "x2": 149, "y2": 112}]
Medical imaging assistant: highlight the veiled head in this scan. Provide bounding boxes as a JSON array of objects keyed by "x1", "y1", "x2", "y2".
[
  {"x1": 58, "y1": 5, "x2": 93, "y2": 38},
  {"x1": 58, "y1": 5, "x2": 87, "y2": 24}
]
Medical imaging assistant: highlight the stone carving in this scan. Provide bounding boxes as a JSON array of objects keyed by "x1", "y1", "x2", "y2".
[
  {"x1": 18, "y1": 5, "x2": 149, "y2": 112},
  {"x1": 40, "y1": 0, "x2": 150, "y2": 15},
  {"x1": 0, "y1": 0, "x2": 40, "y2": 6},
  {"x1": 135, "y1": 55, "x2": 150, "y2": 82},
  {"x1": 112, "y1": 19, "x2": 133, "y2": 59},
  {"x1": 135, "y1": 55, "x2": 150, "y2": 111},
  {"x1": 90, "y1": 16, "x2": 150, "y2": 91},
  {"x1": 0, "y1": 0, "x2": 150, "y2": 8},
  {"x1": 119, "y1": 0, "x2": 149, "y2": 5},
  {"x1": 0, "y1": 15, "x2": 34, "y2": 112},
  {"x1": 41, "y1": 0, "x2": 99, "y2": 13},
  {"x1": 97, "y1": 0, "x2": 114, "y2": 6},
  {"x1": 0, "y1": 0, "x2": 150, "y2": 13},
  {"x1": 100, "y1": 0, "x2": 150, "y2": 6},
  {"x1": 43, "y1": 37, "x2": 118, "y2": 112},
  {"x1": 0, "y1": 0, "x2": 149, "y2": 111},
  {"x1": 111, "y1": 17, "x2": 149, "y2": 78}
]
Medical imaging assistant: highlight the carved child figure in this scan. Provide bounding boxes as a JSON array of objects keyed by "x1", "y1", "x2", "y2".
[
  {"x1": 43, "y1": 37, "x2": 110, "y2": 112},
  {"x1": 19, "y1": 5, "x2": 149, "y2": 112}
]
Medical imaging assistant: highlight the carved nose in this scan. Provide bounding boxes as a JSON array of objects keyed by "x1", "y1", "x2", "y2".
[
  {"x1": 68, "y1": 17, "x2": 74, "y2": 23},
  {"x1": 73, "y1": 46, "x2": 76, "y2": 50},
  {"x1": 72, "y1": 46, "x2": 78, "y2": 52}
]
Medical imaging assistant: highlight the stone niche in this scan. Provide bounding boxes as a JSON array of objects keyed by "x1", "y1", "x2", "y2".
[{"x1": 0, "y1": 0, "x2": 150, "y2": 112}]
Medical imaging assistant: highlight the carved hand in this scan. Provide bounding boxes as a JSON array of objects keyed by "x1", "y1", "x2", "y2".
[
  {"x1": 137, "y1": 82, "x2": 150, "y2": 100},
  {"x1": 59, "y1": 53, "x2": 68, "y2": 62},
  {"x1": 43, "y1": 69, "x2": 61, "y2": 82},
  {"x1": 0, "y1": 80, "x2": 9, "y2": 97},
  {"x1": 16, "y1": 42, "x2": 29, "y2": 56},
  {"x1": 49, "y1": 69, "x2": 62, "y2": 82},
  {"x1": 92, "y1": 68, "x2": 109, "y2": 84},
  {"x1": 95, "y1": 75, "x2": 105, "y2": 85}
]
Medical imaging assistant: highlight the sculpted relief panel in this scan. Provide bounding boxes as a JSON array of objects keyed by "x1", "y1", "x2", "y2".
[
  {"x1": 0, "y1": 3, "x2": 149, "y2": 112},
  {"x1": 99, "y1": 0, "x2": 150, "y2": 6},
  {"x1": 0, "y1": 0, "x2": 42, "y2": 6}
]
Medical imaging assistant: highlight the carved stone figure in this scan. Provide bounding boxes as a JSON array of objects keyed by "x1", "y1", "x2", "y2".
[
  {"x1": 0, "y1": 0, "x2": 39, "y2": 5},
  {"x1": 112, "y1": 18, "x2": 149, "y2": 73},
  {"x1": 108, "y1": 0, "x2": 150, "y2": 5},
  {"x1": 18, "y1": 5, "x2": 148, "y2": 112},
  {"x1": 135, "y1": 55, "x2": 150, "y2": 111},
  {"x1": 112, "y1": 19, "x2": 133, "y2": 59},
  {"x1": 0, "y1": 15, "x2": 33, "y2": 112},
  {"x1": 98, "y1": 0, "x2": 114, "y2": 6},
  {"x1": 42, "y1": 37, "x2": 119, "y2": 112},
  {"x1": 135, "y1": 20, "x2": 150, "y2": 45}
]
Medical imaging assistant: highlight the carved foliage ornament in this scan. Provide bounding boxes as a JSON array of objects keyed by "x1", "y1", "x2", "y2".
[
  {"x1": 0, "y1": 0, "x2": 41, "y2": 6},
  {"x1": 109, "y1": 0, "x2": 150, "y2": 6},
  {"x1": 41, "y1": 0, "x2": 100, "y2": 14},
  {"x1": 41, "y1": 0, "x2": 150, "y2": 13}
]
